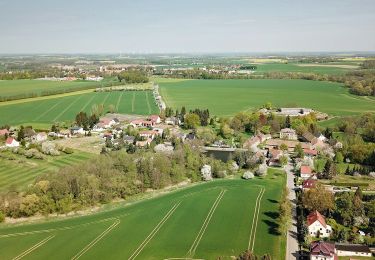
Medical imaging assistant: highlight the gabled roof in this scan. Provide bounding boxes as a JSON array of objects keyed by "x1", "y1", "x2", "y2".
[
  {"x1": 6, "y1": 137, "x2": 15, "y2": 144},
  {"x1": 307, "y1": 210, "x2": 327, "y2": 228},
  {"x1": 302, "y1": 132, "x2": 315, "y2": 142},
  {"x1": 303, "y1": 148, "x2": 318, "y2": 156},
  {"x1": 302, "y1": 179, "x2": 317, "y2": 189},
  {"x1": 335, "y1": 243, "x2": 371, "y2": 253},
  {"x1": 310, "y1": 241, "x2": 335, "y2": 256},
  {"x1": 0, "y1": 129, "x2": 9, "y2": 135},
  {"x1": 300, "y1": 165, "x2": 312, "y2": 175},
  {"x1": 280, "y1": 128, "x2": 296, "y2": 133}
]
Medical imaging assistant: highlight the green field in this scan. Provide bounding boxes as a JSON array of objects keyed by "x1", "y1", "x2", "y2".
[
  {"x1": 0, "y1": 151, "x2": 93, "y2": 191},
  {"x1": 159, "y1": 79, "x2": 375, "y2": 117},
  {"x1": 252, "y1": 63, "x2": 355, "y2": 75},
  {"x1": 0, "y1": 170, "x2": 286, "y2": 259},
  {"x1": 0, "y1": 91, "x2": 159, "y2": 126},
  {"x1": 0, "y1": 80, "x2": 100, "y2": 98}
]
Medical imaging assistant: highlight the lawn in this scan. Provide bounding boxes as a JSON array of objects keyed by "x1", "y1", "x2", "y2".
[
  {"x1": 0, "y1": 169, "x2": 286, "y2": 260},
  {"x1": 159, "y1": 79, "x2": 375, "y2": 117},
  {"x1": 0, "y1": 150, "x2": 93, "y2": 191},
  {"x1": 0, "y1": 91, "x2": 159, "y2": 126},
  {"x1": 0, "y1": 80, "x2": 100, "y2": 98}
]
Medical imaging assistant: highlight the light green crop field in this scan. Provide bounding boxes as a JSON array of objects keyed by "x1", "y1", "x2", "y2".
[
  {"x1": 252, "y1": 63, "x2": 354, "y2": 75},
  {"x1": 0, "y1": 170, "x2": 286, "y2": 260},
  {"x1": 0, "y1": 151, "x2": 93, "y2": 191},
  {"x1": 0, "y1": 80, "x2": 100, "y2": 98},
  {"x1": 0, "y1": 91, "x2": 159, "y2": 126},
  {"x1": 159, "y1": 79, "x2": 375, "y2": 117}
]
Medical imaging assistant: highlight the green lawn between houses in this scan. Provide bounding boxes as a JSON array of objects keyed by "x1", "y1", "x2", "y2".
[
  {"x1": 159, "y1": 79, "x2": 375, "y2": 117},
  {"x1": 0, "y1": 169, "x2": 286, "y2": 260},
  {"x1": 0, "y1": 90, "x2": 159, "y2": 126}
]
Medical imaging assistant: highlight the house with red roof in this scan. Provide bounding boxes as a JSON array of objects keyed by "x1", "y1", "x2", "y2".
[
  {"x1": 149, "y1": 115, "x2": 161, "y2": 124},
  {"x1": 303, "y1": 148, "x2": 318, "y2": 157},
  {"x1": 307, "y1": 211, "x2": 332, "y2": 238},
  {"x1": 300, "y1": 165, "x2": 316, "y2": 179},
  {"x1": 310, "y1": 241, "x2": 337, "y2": 260},
  {"x1": 302, "y1": 179, "x2": 317, "y2": 191},
  {"x1": 0, "y1": 129, "x2": 9, "y2": 136},
  {"x1": 5, "y1": 137, "x2": 19, "y2": 148}
]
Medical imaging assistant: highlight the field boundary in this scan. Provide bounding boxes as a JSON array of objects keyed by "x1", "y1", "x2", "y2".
[
  {"x1": 187, "y1": 189, "x2": 226, "y2": 257},
  {"x1": 248, "y1": 187, "x2": 265, "y2": 251},
  {"x1": 131, "y1": 92, "x2": 136, "y2": 112},
  {"x1": 12, "y1": 234, "x2": 55, "y2": 260},
  {"x1": 145, "y1": 91, "x2": 151, "y2": 114},
  {"x1": 71, "y1": 219, "x2": 120, "y2": 260},
  {"x1": 128, "y1": 202, "x2": 181, "y2": 260},
  {"x1": 0, "y1": 216, "x2": 123, "y2": 238}
]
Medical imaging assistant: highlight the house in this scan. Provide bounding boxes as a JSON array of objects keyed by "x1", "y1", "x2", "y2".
[
  {"x1": 70, "y1": 126, "x2": 85, "y2": 135},
  {"x1": 0, "y1": 129, "x2": 9, "y2": 136},
  {"x1": 268, "y1": 149, "x2": 283, "y2": 166},
  {"x1": 307, "y1": 211, "x2": 332, "y2": 238},
  {"x1": 303, "y1": 179, "x2": 317, "y2": 191},
  {"x1": 123, "y1": 135, "x2": 135, "y2": 144},
  {"x1": 33, "y1": 132, "x2": 47, "y2": 143},
  {"x1": 303, "y1": 148, "x2": 318, "y2": 157},
  {"x1": 5, "y1": 137, "x2": 20, "y2": 148},
  {"x1": 149, "y1": 115, "x2": 161, "y2": 124},
  {"x1": 335, "y1": 243, "x2": 372, "y2": 258},
  {"x1": 311, "y1": 137, "x2": 326, "y2": 149},
  {"x1": 300, "y1": 165, "x2": 315, "y2": 179},
  {"x1": 152, "y1": 127, "x2": 164, "y2": 136},
  {"x1": 130, "y1": 119, "x2": 145, "y2": 128},
  {"x1": 243, "y1": 136, "x2": 261, "y2": 150},
  {"x1": 24, "y1": 127, "x2": 36, "y2": 139},
  {"x1": 139, "y1": 130, "x2": 158, "y2": 140},
  {"x1": 310, "y1": 241, "x2": 337, "y2": 260},
  {"x1": 165, "y1": 116, "x2": 181, "y2": 125},
  {"x1": 280, "y1": 128, "x2": 297, "y2": 140},
  {"x1": 316, "y1": 133, "x2": 327, "y2": 142},
  {"x1": 302, "y1": 132, "x2": 316, "y2": 143},
  {"x1": 136, "y1": 138, "x2": 152, "y2": 147}
]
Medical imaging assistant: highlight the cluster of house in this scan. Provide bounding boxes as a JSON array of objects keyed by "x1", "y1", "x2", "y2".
[
  {"x1": 0, "y1": 128, "x2": 48, "y2": 148},
  {"x1": 307, "y1": 211, "x2": 373, "y2": 259}
]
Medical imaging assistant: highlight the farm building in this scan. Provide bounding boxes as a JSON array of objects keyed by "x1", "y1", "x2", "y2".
[
  {"x1": 335, "y1": 243, "x2": 372, "y2": 257},
  {"x1": 307, "y1": 211, "x2": 332, "y2": 238}
]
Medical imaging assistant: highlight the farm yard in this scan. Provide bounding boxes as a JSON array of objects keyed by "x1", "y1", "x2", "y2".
[
  {"x1": 0, "y1": 151, "x2": 93, "y2": 191},
  {"x1": 0, "y1": 90, "x2": 159, "y2": 126},
  {"x1": 0, "y1": 80, "x2": 100, "y2": 100},
  {"x1": 0, "y1": 170, "x2": 286, "y2": 259},
  {"x1": 159, "y1": 79, "x2": 375, "y2": 117}
]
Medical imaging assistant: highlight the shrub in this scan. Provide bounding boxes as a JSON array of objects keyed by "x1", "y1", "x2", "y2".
[
  {"x1": 0, "y1": 211, "x2": 4, "y2": 223},
  {"x1": 63, "y1": 147, "x2": 74, "y2": 154}
]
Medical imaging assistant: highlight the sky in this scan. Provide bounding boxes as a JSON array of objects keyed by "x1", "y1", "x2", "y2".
[{"x1": 0, "y1": 0, "x2": 374, "y2": 54}]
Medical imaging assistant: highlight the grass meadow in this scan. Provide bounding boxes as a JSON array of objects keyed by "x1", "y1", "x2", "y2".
[
  {"x1": 0, "y1": 151, "x2": 93, "y2": 191},
  {"x1": 159, "y1": 79, "x2": 375, "y2": 117},
  {"x1": 0, "y1": 91, "x2": 159, "y2": 126},
  {"x1": 0, "y1": 80, "x2": 100, "y2": 98},
  {"x1": 0, "y1": 169, "x2": 286, "y2": 260}
]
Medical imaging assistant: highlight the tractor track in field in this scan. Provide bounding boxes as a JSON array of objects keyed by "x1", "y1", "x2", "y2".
[
  {"x1": 12, "y1": 234, "x2": 55, "y2": 260},
  {"x1": 187, "y1": 189, "x2": 226, "y2": 258},
  {"x1": 248, "y1": 186, "x2": 265, "y2": 251},
  {"x1": 128, "y1": 203, "x2": 181, "y2": 260}
]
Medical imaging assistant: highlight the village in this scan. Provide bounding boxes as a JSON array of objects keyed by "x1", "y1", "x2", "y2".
[{"x1": 1, "y1": 103, "x2": 374, "y2": 259}]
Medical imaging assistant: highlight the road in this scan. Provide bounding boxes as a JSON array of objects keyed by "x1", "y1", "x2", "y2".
[{"x1": 285, "y1": 162, "x2": 299, "y2": 260}]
